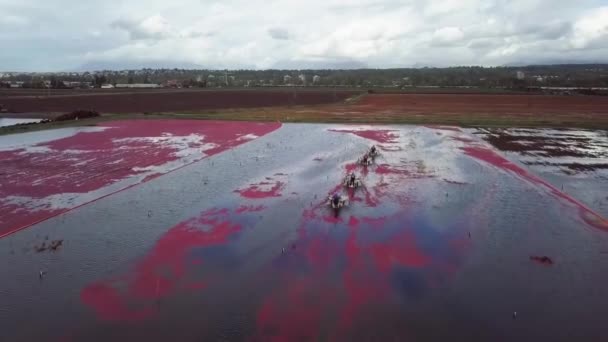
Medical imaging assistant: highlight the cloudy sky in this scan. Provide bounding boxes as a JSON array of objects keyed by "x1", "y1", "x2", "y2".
[{"x1": 1, "y1": 0, "x2": 607, "y2": 71}]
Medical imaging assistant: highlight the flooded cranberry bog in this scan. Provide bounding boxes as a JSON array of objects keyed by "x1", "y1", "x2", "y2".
[
  {"x1": 474, "y1": 128, "x2": 608, "y2": 218},
  {"x1": 1, "y1": 121, "x2": 608, "y2": 341}
]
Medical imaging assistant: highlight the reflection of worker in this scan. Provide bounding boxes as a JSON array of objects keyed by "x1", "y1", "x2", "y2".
[
  {"x1": 371, "y1": 145, "x2": 377, "y2": 154},
  {"x1": 349, "y1": 173, "x2": 356, "y2": 187},
  {"x1": 362, "y1": 154, "x2": 369, "y2": 164},
  {"x1": 332, "y1": 193, "x2": 341, "y2": 207}
]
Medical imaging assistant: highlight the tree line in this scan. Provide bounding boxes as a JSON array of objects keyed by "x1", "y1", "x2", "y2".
[{"x1": 2, "y1": 64, "x2": 607, "y2": 89}]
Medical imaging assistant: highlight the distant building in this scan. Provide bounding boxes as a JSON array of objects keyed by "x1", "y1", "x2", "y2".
[
  {"x1": 298, "y1": 74, "x2": 307, "y2": 85},
  {"x1": 62, "y1": 81, "x2": 92, "y2": 89},
  {"x1": 313, "y1": 75, "x2": 321, "y2": 84},
  {"x1": 115, "y1": 83, "x2": 161, "y2": 89},
  {"x1": 516, "y1": 71, "x2": 525, "y2": 80},
  {"x1": 101, "y1": 84, "x2": 115, "y2": 89},
  {"x1": 164, "y1": 80, "x2": 180, "y2": 88},
  {"x1": 283, "y1": 75, "x2": 292, "y2": 84}
]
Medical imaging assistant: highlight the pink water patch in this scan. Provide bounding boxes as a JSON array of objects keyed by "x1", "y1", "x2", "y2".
[
  {"x1": 530, "y1": 256, "x2": 554, "y2": 266},
  {"x1": 235, "y1": 180, "x2": 285, "y2": 199},
  {"x1": 376, "y1": 164, "x2": 410, "y2": 175},
  {"x1": 370, "y1": 231, "x2": 430, "y2": 271},
  {"x1": 322, "y1": 215, "x2": 343, "y2": 224},
  {"x1": 80, "y1": 283, "x2": 156, "y2": 322},
  {"x1": 462, "y1": 146, "x2": 608, "y2": 232},
  {"x1": 253, "y1": 194, "x2": 454, "y2": 341},
  {"x1": 183, "y1": 280, "x2": 209, "y2": 291},
  {"x1": 347, "y1": 191, "x2": 379, "y2": 209},
  {"x1": 450, "y1": 136, "x2": 477, "y2": 143},
  {"x1": 80, "y1": 207, "x2": 252, "y2": 321},
  {"x1": 344, "y1": 162, "x2": 359, "y2": 173},
  {"x1": 256, "y1": 277, "x2": 330, "y2": 342},
  {"x1": 0, "y1": 120, "x2": 281, "y2": 238},
  {"x1": 337, "y1": 216, "x2": 430, "y2": 337},
  {"x1": 329, "y1": 129, "x2": 399, "y2": 143},
  {"x1": 360, "y1": 216, "x2": 387, "y2": 230}
]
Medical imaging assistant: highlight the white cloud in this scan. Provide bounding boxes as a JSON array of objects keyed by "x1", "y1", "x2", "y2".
[
  {"x1": 570, "y1": 6, "x2": 608, "y2": 49},
  {"x1": 431, "y1": 27, "x2": 465, "y2": 46},
  {"x1": 112, "y1": 14, "x2": 172, "y2": 41},
  {"x1": 0, "y1": 0, "x2": 606, "y2": 70},
  {"x1": 468, "y1": 38, "x2": 502, "y2": 50}
]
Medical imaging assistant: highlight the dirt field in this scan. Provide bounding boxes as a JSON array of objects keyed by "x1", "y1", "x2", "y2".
[
  {"x1": 2, "y1": 91, "x2": 608, "y2": 133},
  {"x1": 185, "y1": 93, "x2": 608, "y2": 128},
  {"x1": 0, "y1": 86, "x2": 517, "y2": 98},
  {"x1": 357, "y1": 93, "x2": 608, "y2": 115},
  {"x1": 0, "y1": 88, "x2": 359, "y2": 113},
  {"x1": 0, "y1": 88, "x2": 176, "y2": 97}
]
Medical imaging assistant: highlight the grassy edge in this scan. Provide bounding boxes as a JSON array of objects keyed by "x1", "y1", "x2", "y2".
[{"x1": 2, "y1": 108, "x2": 607, "y2": 136}]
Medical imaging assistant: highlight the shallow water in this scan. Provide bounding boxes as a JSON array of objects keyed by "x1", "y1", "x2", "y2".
[
  {"x1": 473, "y1": 128, "x2": 608, "y2": 217},
  {"x1": 0, "y1": 117, "x2": 41, "y2": 127},
  {"x1": 1, "y1": 124, "x2": 607, "y2": 341}
]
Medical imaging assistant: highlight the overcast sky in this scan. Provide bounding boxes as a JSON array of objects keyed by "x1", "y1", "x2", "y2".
[{"x1": 1, "y1": 0, "x2": 607, "y2": 71}]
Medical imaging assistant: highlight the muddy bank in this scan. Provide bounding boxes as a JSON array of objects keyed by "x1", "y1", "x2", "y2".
[{"x1": 476, "y1": 128, "x2": 608, "y2": 171}]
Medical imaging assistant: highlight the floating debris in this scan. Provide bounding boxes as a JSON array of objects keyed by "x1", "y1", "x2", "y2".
[
  {"x1": 530, "y1": 256, "x2": 554, "y2": 265},
  {"x1": 35, "y1": 239, "x2": 63, "y2": 252},
  {"x1": 34, "y1": 242, "x2": 47, "y2": 253},
  {"x1": 49, "y1": 239, "x2": 63, "y2": 251}
]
